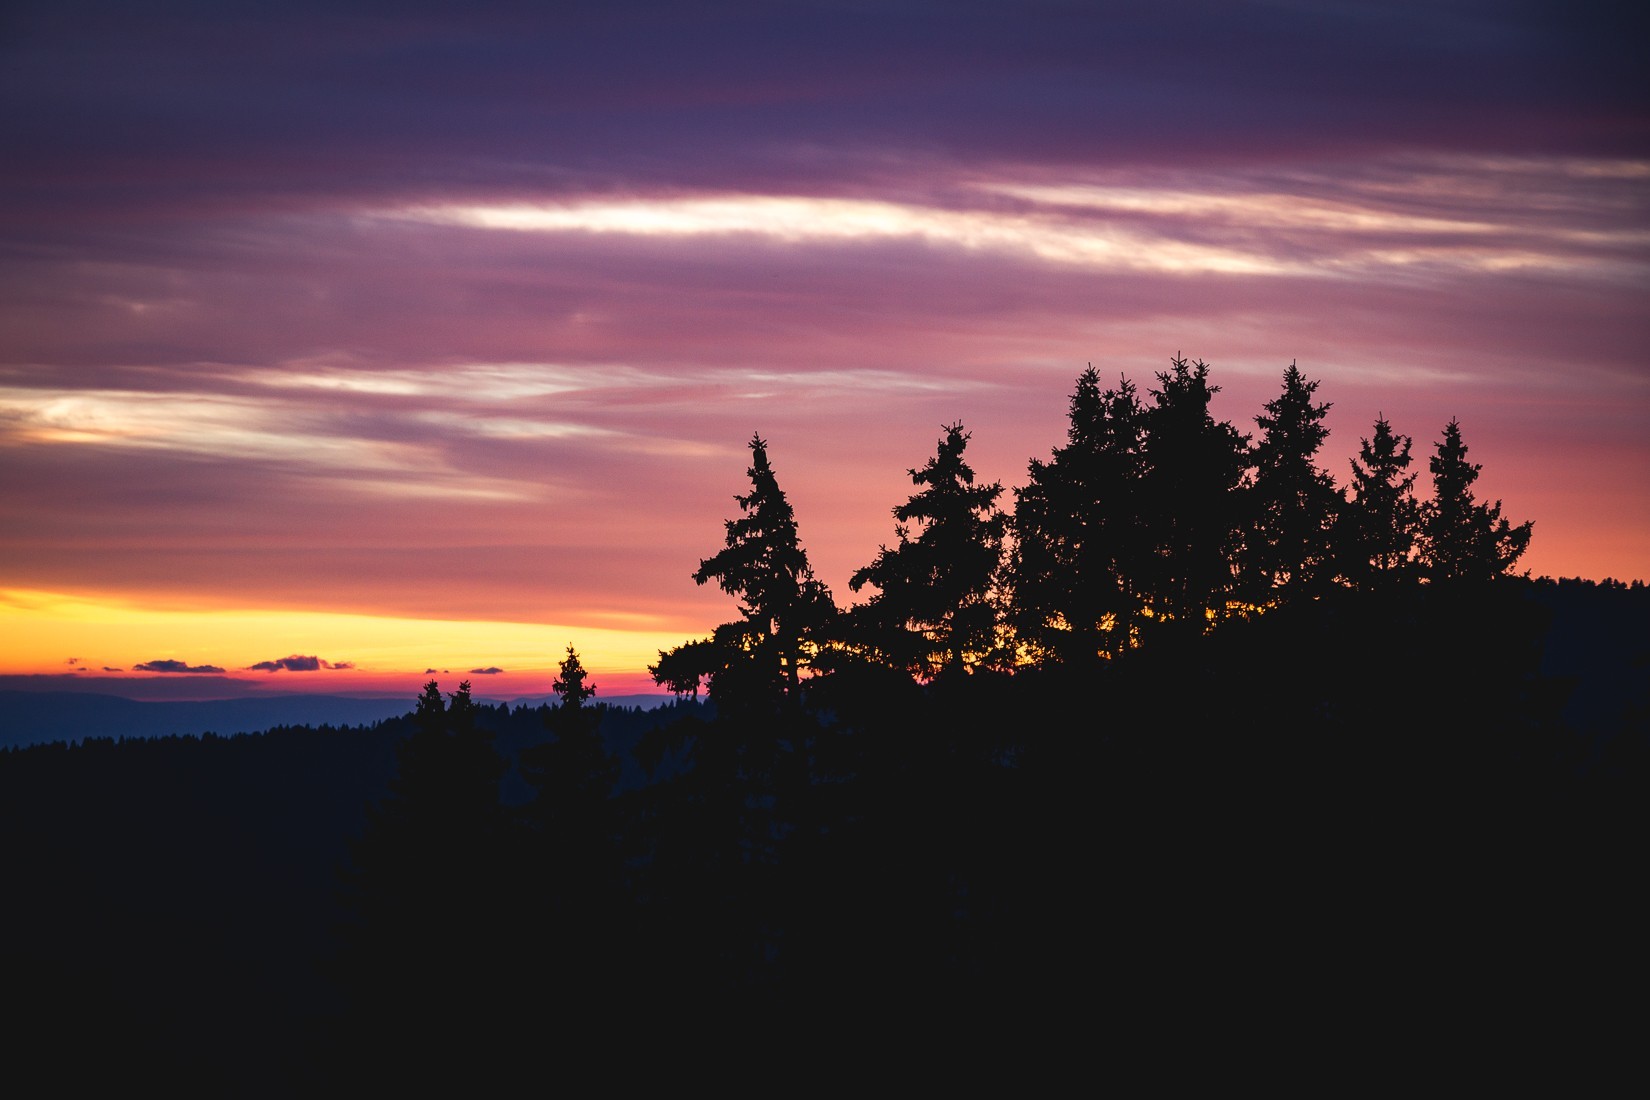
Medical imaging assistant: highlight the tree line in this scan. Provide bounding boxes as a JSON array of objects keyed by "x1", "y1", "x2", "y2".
[
  {"x1": 6, "y1": 357, "x2": 1640, "y2": 1086},
  {"x1": 654, "y1": 355, "x2": 1535, "y2": 705}
]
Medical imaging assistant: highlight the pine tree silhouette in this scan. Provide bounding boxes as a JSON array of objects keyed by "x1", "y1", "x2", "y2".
[
  {"x1": 848, "y1": 422, "x2": 1006, "y2": 679},
  {"x1": 1420, "y1": 418, "x2": 1533, "y2": 583},
  {"x1": 1007, "y1": 368, "x2": 1149, "y2": 667},
  {"x1": 515, "y1": 647, "x2": 624, "y2": 1027},
  {"x1": 1340, "y1": 414, "x2": 1421, "y2": 589},
  {"x1": 1247, "y1": 362, "x2": 1339, "y2": 601},
  {"x1": 338, "y1": 679, "x2": 512, "y2": 1077},
  {"x1": 1139, "y1": 355, "x2": 1252, "y2": 632},
  {"x1": 652, "y1": 433, "x2": 835, "y2": 714}
]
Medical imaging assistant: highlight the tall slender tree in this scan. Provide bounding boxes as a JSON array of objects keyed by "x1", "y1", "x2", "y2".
[
  {"x1": 848, "y1": 422, "x2": 1007, "y2": 679},
  {"x1": 651, "y1": 434, "x2": 835, "y2": 712},
  {"x1": 1339, "y1": 414, "x2": 1420, "y2": 589},
  {"x1": 1247, "y1": 363, "x2": 1339, "y2": 602},
  {"x1": 522, "y1": 646, "x2": 616, "y2": 818},
  {"x1": 516, "y1": 646, "x2": 622, "y2": 1015},
  {"x1": 1419, "y1": 418, "x2": 1533, "y2": 583}
]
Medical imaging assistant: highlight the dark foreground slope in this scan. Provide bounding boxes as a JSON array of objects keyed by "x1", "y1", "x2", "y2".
[{"x1": 1, "y1": 582, "x2": 1643, "y2": 1088}]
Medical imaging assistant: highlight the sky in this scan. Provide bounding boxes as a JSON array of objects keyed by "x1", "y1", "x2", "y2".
[{"x1": 2, "y1": 0, "x2": 1646, "y2": 700}]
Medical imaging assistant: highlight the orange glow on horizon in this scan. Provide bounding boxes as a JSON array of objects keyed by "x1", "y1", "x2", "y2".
[{"x1": 0, "y1": 589, "x2": 676, "y2": 699}]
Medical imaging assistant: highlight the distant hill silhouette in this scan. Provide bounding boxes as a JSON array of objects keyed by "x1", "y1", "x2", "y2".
[
  {"x1": 0, "y1": 691, "x2": 414, "y2": 750},
  {"x1": 0, "y1": 689, "x2": 677, "y2": 750}
]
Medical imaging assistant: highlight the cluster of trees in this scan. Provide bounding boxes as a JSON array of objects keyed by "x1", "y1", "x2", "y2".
[
  {"x1": 6, "y1": 358, "x2": 1641, "y2": 1082},
  {"x1": 654, "y1": 356, "x2": 1534, "y2": 701},
  {"x1": 337, "y1": 649, "x2": 632, "y2": 1065}
]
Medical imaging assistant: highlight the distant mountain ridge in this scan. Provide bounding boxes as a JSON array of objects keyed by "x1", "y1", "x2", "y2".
[
  {"x1": 0, "y1": 690, "x2": 678, "y2": 750},
  {"x1": 0, "y1": 692, "x2": 413, "y2": 750}
]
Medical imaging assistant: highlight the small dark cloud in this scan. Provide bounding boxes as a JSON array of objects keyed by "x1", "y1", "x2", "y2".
[
  {"x1": 248, "y1": 654, "x2": 321, "y2": 672},
  {"x1": 424, "y1": 668, "x2": 439, "y2": 674},
  {"x1": 103, "y1": 666, "x2": 124, "y2": 672},
  {"x1": 134, "y1": 659, "x2": 226, "y2": 674},
  {"x1": 66, "y1": 657, "x2": 81, "y2": 666},
  {"x1": 469, "y1": 666, "x2": 504, "y2": 675},
  {"x1": 247, "y1": 654, "x2": 355, "y2": 672}
]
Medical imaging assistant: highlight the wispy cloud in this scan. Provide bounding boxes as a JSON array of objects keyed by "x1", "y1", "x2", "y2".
[
  {"x1": 0, "y1": 2, "x2": 1644, "y2": 684},
  {"x1": 401, "y1": 195, "x2": 1307, "y2": 276},
  {"x1": 399, "y1": 152, "x2": 1649, "y2": 283}
]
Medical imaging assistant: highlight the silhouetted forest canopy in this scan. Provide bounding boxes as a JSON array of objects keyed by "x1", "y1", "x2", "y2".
[{"x1": 3, "y1": 359, "x2": 1644, "y2": 1087}]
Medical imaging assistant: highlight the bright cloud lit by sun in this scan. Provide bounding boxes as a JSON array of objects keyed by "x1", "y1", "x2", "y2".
[
  {"x1": 400, "y1": 193, "x2": 1304, "y2": 275},
  {"x1": 395, "y1": 155, "x2": 1650, "y2": 283}
]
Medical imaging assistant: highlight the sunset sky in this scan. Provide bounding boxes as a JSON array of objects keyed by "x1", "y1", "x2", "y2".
[{"x1": 3, "y1": 1, "x2": 1646, "y2": 700}]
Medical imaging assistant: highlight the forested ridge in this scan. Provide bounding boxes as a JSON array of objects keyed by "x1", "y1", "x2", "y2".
[{"x1": 3, "y1": 360, "x2": 1645, "y2": 1088}]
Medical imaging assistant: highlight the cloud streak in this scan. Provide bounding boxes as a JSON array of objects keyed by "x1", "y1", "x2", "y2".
[{"x1": 0, "y1": 3, "x2": 1645, "y2": 687}]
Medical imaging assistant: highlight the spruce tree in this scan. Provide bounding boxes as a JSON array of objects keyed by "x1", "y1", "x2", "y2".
[
  {"x1": 522, "y1": 646, "x2": 616, "y2": 816},
  {"x1": 651, "y1": 434, "x2": 835, "y2": 711},
  {"x1": 516, "y1": 646, "x2": 621, "y2": 1015},
  {"x1": 1247, "y1": 363, "x2": 1339, "y2": 602},
  {"x1": 1006, "y1": 368, "x2": 1147, "y2": 666},
  {"x1": 1340, "y1": 414, "x2": 1420, "y2": 589},
  {"x1": 552, "y1": 644, "x2": 597, "y2": 709},
  {"x1": 1419, "y1": 418, "x2": 1533, "y2": 583},
  {"x1": 848, "y1": 422, "x2": 1007, "y2": 679},
  {"x1": 341, "y1": 679, "x2": 511, "y2": 1057},
  {"x1": 1139, "y1": 355, "x2": 1252, "y2": 631}
]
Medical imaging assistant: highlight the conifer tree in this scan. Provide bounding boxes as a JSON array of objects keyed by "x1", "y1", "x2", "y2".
[
  {"x1": 553, "y1": 644, "x2": 597, "y2": 709},
  {"x1": 1006, "y1": 368, "x2": 1147, "y2": 666},
  {"x1": 651, "y1": 434, "x2": 835, "y2": 711},
  {"x1": 341, "y1": 679, "x2": 510, "y2": 1054},
  {"x1": 385, "y1": 679, "x2": 504, "y2": 831},
  {"x1": 1247, "y1": 363, "x2": 1339, "y2": 601},
  {"x1": 522, "y1": 646, "x2": 616, "y2": 816},
  {"x1": 848, "y1": 422, "x2": 1007, "y2": 678},
  {"x1": 1419, "y1": 418, "x2": 1533, "y2": 583},
  {"x1": 1139, "y1": 355, "x2": 1252, "y2": 630},
  {"x1": 1340, "y1": 414, "x2": 1420, "y2": 588},
  {"x1": 516, "y1": 646, "x2": 621, "y2": 1008}
]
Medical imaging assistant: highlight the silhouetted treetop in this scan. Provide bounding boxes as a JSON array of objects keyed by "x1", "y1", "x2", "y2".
[
  {"x1": 1420, "y1": 418, "x2": 1533, "y2": 584},
  {"x1": 553, "y1": 645, "x2": 596, "y2": 710},
  {"x1": 1342, "y1": 414, "x2": 1421, "y2": 589},
  {"x1": 654, "y1": 434, "x2": 835, "y2": 710},
  {"x1": 1248, "y1": 362, "x2": 1339, "y2": 600},
  {"x1": 1007, "y1": 367, "x2": 1148, "y2": 667},
  {"x1": 1138, "y1": 355, "x2": 1252, "y2": 631},
  {"x1": 848, "y1": 422, "x2": 1006, "y2": 678}
]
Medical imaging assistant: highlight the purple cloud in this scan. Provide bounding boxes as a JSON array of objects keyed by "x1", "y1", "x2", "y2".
[
  {"x1": 249, "y1": 655, "x2": 322, "y2": 673},
  {"x1": 134, "y1": 659, "x2": 226, "y2": 674},
  {"x1": 247, "y1": 655, "x2": 353, "y2": 672},
  {"x1": 469, "y1": 667, "x2": 505, "y2": 675},
  {"x1": 0, "y1": 0, "x2": 1643, "y2": 687}
]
